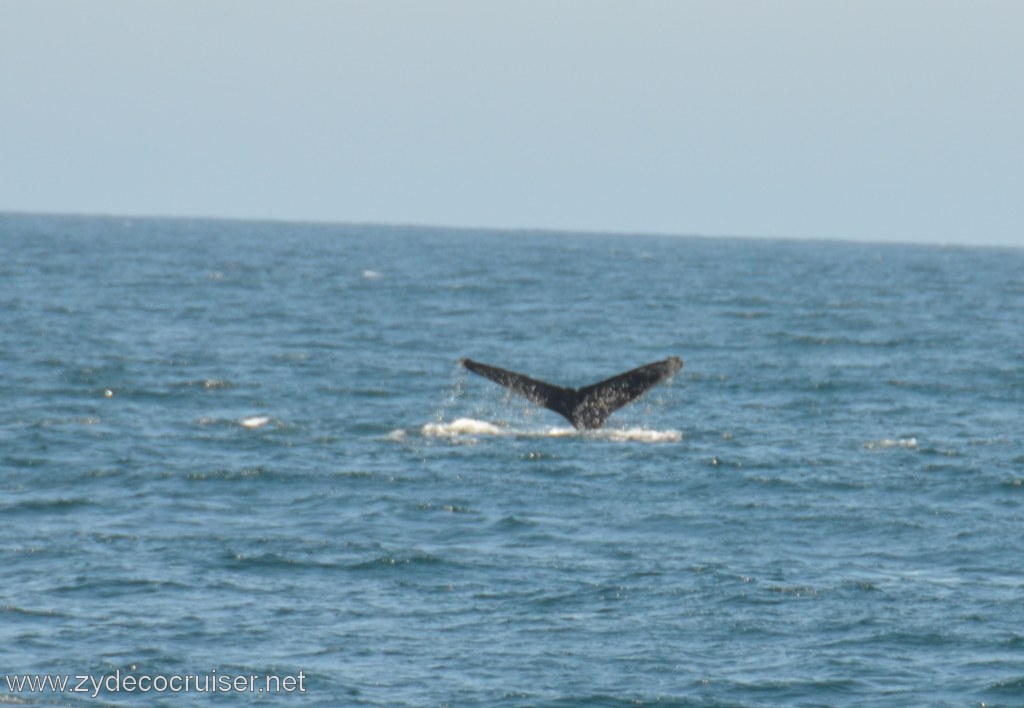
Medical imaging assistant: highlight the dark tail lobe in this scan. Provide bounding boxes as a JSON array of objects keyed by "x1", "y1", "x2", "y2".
[{"x1": 459, "y1": 357, "x2": 682, "y2": 430}]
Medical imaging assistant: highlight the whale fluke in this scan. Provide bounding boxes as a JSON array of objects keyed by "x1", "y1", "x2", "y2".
[{"x1": 459, "y1": 357, "x2": 683, "y2": 430}]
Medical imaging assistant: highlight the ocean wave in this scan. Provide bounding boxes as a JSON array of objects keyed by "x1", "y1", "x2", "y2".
[
  {"x1": 346, "y1": 553, "x2": 442, "y2": 572},
  {"x1": 864, "y1": 437, "x2": 918, "y2": 450},
  {"x1": 2, "y1": 604, "x2": 67, "y2": 619},
  {"x1": 179, "y1": 378, "x2": 235, "y2": 390},
  {"x1": 194, "y1": 415, "x2": 279, "y2": 429},
  {"x1": 240, "y1": 415, "x2": 274, "y2": 429},
  {"x1": 1, "y1": 497, "x2": 94, "y2": 514},
  {"x1": 227, "y1": 552, "x2": 339, "y2": 572}
]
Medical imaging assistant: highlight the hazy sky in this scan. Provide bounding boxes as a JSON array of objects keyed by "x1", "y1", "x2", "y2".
[{"x1": 2, "y1": 1, "x2": 1022, "y2": 246}]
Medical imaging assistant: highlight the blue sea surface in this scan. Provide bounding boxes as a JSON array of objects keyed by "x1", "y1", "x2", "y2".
[{"x1": 1, "y1": 213, "x2": 1022, "y2": 706}]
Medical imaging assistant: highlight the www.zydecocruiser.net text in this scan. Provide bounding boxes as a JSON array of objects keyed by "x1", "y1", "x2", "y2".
[{"x1": 4, "y1": 669, "x2": 307, "y2": 698}]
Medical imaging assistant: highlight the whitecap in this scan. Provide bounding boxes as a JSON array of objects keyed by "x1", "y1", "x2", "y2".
[
  {"x1": 864, "y1": 437, "x2": 918, "y2": 450},
  {"x1": 202, "y1": 379, "x2": 231, "y2": 389},
  {"x1": 240, "y1": 415, "x2": 273, "y2": 429}
]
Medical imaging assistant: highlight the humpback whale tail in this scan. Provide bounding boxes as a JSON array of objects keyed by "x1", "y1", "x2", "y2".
[{"x1": 459, "y1": 357, "x2": 683, "y2": 430}]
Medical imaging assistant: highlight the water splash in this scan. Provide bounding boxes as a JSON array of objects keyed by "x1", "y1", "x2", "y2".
[
  {"x1": 422, "y1": 418, "x2": 504, "y2": 437},
  {"x1": 419, "y1": 418, "x2": 681, "y2": 443}
]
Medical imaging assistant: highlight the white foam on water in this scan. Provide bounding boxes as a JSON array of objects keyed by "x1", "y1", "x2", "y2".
[
  {"x1": 422, "y1": 417, "x2": 505, "y2": 437},
  {"x1": 538, "y1": 425, "x2": 681, "y2": 443},
  {"x1": 419, "y1": 418, "x2": 681, "y2": 443},
  {"x1": 542, "y1": 426, "x2": 579, "y2": 437},
  {"x1": 594, "y1": 427, "x2": 683, "y2": 443},
  {"x1": 864, "y1": 437, "x2": 918, "y2": 450}
]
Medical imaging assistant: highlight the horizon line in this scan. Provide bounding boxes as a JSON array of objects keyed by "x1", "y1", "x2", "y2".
[{"x1": 1, "y1": 207, "x2": 1017, "y2": 251}]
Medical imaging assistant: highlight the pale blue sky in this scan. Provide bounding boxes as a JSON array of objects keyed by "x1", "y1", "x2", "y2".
[{"x1": 1, "y1": 0, "x2": 1021, "y2": 246}]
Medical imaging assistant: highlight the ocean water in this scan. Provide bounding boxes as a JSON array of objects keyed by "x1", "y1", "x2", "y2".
[{"x1": 1, "y1": 212, "x2": 1022, "y2": 706}]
